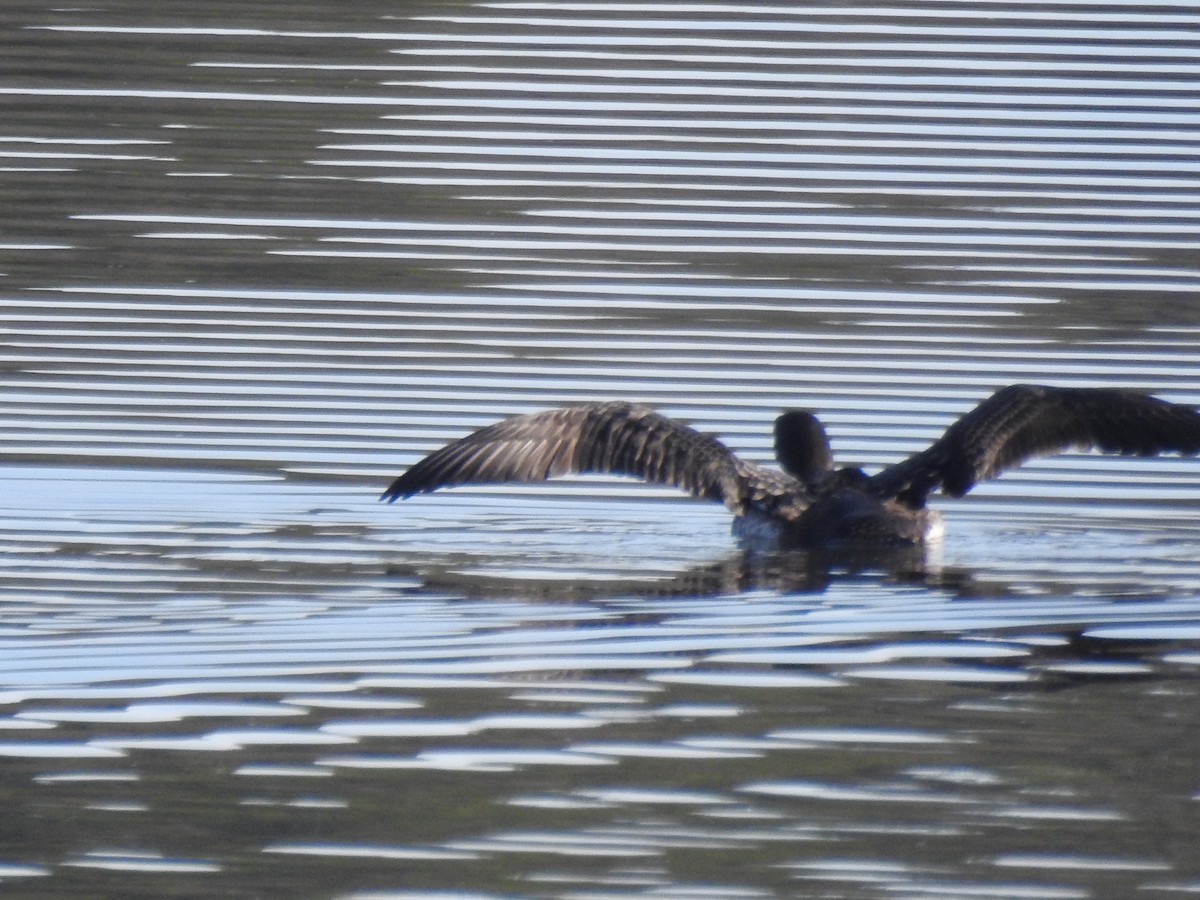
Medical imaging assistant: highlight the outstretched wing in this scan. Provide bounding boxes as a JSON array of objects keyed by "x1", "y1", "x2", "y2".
[
  {"x1": 381, "y1": 402, "x2": 757, "y2": 514},
  {"x1": 871, "y1": 384, "x2": 1200, "y2": 507}
]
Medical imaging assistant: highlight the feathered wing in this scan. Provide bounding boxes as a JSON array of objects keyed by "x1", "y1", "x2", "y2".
[
  {"x1": 871, "y1": 384, "x2": 1200, "y2": 507},
  {"x1": 381, "y1": 402, "x2": 763, "y2": 514}
]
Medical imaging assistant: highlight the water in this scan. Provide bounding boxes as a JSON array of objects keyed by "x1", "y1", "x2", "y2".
[{"x1": 2, "y1": 1, "x2": 1200, "y2": 897}]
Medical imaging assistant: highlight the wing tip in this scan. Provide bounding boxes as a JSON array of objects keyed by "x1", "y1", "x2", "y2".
[{"x1": 380, "y1": 477, "x2": 413, "y2": 502}]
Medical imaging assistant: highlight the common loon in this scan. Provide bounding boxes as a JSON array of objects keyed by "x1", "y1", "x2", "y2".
[{"x1": 381, "y1": 385, "x2": 1200, "y2": 548}]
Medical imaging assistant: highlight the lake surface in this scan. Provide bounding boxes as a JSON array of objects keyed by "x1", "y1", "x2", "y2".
[{"x1": 2, "y1": 1, "x2": 1200, "y2": 897}]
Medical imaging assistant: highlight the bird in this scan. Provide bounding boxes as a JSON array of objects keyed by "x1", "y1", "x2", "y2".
[{"x1": 381, "y1": 385, "x2": 1200, "y2": 549}]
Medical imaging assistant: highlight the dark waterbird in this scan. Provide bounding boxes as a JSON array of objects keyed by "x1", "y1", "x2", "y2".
[{"x1": 382, "y1": 385, "x2": 1200, "y2": 549}]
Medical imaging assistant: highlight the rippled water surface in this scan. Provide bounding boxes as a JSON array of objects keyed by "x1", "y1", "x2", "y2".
[{"x1": 3, "y1": 1, "x2": 1200, "y2": 897}]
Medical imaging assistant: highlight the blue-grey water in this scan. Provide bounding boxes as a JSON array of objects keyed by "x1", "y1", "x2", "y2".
[{"x1": 2, "y1": 1, "x2": 1200, "y2": 898}]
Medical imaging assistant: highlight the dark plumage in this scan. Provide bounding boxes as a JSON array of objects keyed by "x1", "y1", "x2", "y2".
[{"x1": 382, "y1": 385, "x2": 1200, "y2": 548}]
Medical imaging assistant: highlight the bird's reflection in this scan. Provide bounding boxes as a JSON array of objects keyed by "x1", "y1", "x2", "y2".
[
  {"x1": 385, "y1": 541, "x2": 989, "y2": 602},
  {"x1": 382, "y1": 546, "x2": 1200, "y2": 683}
]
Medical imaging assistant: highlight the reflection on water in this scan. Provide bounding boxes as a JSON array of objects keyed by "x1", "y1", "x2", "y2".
[
  {"x1": 2, "y1": 0, "x2": 1200, "y2": 897},
  {"x1": 5, "y1": 469, "x2": 1200, "y2": 896}
]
